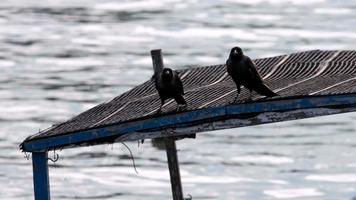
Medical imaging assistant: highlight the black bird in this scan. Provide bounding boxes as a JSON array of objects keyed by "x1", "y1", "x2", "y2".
[
  {"x1": 154, "y1": 68, "x2": 187, "y2": 112},
  {"x1": 226, "y1": 46, "x2": 277, "y2": 102}
]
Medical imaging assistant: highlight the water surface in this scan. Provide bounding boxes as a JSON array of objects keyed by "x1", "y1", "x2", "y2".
[{"x1": 1, "y1": 0, "x2": 356, "y2": 199}]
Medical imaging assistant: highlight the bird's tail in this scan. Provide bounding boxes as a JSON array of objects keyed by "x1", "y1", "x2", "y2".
[{"x1": 255, "y1": 83, "x2": 278, "y2": 97}]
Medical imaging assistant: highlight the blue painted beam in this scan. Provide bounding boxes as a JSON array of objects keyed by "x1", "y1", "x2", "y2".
[
  {"x1": 32, "y1": 152, "x2": 50, "y2": 200},
  {"x1": 22, "y1": 94, "x2": 356, "y2": 152}
]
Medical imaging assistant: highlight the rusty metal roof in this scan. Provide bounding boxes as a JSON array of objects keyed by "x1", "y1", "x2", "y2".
[{"x1": 21, "y1": 50, "x2": 356, "y2": 152}]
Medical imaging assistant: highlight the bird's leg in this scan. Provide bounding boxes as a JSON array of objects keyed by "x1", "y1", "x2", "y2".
[
  {"x1": 182, "y1": 103, "x2": 187, "y2": 110},
  {"x1": 177, "y1": 103, "x2": 187, "y2": 112},
  {"x1": 174, "y1": 95, "x2": 187, "y2": 112},
  {"x1": 230, "y1": 92, "x2": 238, "y2": 104},
  {"x1": 157, "y1": 104, "x2": 162, "y2": 113},
  {"x1": 232, "y1": 85, "x2": 241, "y2": 103},
  {"x1": 176, "y1": 104, "x2": 185, "y2": 112},
  {"x1": 246, "y1": 90, "x2": 253, "y2": 102},
  {"x1": 157, "y1": 100, "x2": 164, "y2": 113},
  {"x1": 233, "y1": 93, "x2": 239, "y2": 103}
]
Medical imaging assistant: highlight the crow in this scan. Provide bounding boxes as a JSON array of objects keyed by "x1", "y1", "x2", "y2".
[
  {"x1": 226, "y1": 46, "x2": 277, "y2": 102},
  {"x1": 154, "y1": 68, "x2": 187, "y2": 112}
]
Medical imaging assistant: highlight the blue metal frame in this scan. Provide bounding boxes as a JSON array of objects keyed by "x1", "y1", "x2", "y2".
[
  {"x1": 22, "y1": 94, "x2": 356, "y2": 152},
  {"x1": 32, "y1": 152, "x2": 50, "y2": 200}
]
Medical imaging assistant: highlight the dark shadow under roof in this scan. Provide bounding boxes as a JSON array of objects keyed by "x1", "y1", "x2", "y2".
[{"x1": 21, "y1": 50, "x2": 356, "y2": 152}]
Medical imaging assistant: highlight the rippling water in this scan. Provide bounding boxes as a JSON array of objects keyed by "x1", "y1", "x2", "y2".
[{"x1": 1, "y1": 0, "x2": 356, "y2": 199}]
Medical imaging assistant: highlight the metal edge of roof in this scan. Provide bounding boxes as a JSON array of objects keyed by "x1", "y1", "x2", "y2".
[
  {"x1": 20, "y1": 93, "x2": 356, "y2": 152},
  {"x1": 115, "y1": 105, "x2": 356, "y2": 143}
]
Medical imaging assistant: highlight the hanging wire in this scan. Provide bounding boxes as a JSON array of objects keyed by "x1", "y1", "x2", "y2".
[
  {"x1": 48, "y1": 150, "x2": 59, "y2": 163},
  {"x1": 24, "y1": 152, "x2": 31, "y2": 160},
  {"x1": 121, "y1": 142, "x2": 139, "y2": 174},
  {"x1": 184, "y1": 194, "x2": 192, "y2": 200}
]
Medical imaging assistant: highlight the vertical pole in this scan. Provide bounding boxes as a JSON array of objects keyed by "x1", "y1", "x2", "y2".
[
  {"x1": 165, "y1": 138, "x2": 184, "y2": 200},
  {"x1": 151, "y1": 49, "x2": 164, "y2": 76},
  {"x1": 150, "y1": 49, "x2": 184, "y2": 200},
  {"x1": 32, "y1": 152, "x2": 51, "y2": 200}
]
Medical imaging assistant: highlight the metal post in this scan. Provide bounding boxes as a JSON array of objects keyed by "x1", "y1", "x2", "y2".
[
  {"x1": 150, "y1": 49, "x2": 184, "y2": 200},
  {"x1": 151, "y1": 49, "x2": 164, "y2": 76},
  {"x1": 32, "y1": 152, "x2": 51, "y2": 200},
  {"x1": 165, "y1": 138, "x2": 184, "y2": 200}
]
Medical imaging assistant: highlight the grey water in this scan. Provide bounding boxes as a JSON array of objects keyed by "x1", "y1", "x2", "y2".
[{"x1": 1, "y1": 0, "x2": 356, "y2": 199}]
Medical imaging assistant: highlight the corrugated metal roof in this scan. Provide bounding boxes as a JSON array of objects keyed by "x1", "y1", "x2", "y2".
[{"x1": 21, "y1": 50, "x2": 356, "y2": 148}]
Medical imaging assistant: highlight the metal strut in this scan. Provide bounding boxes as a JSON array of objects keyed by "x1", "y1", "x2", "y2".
[
  {"x1": 32, "y1": 152, "x2": 51, "y2": 200},
  {"x1": 165, "y1": 138, "x2": 184, "y2": 200}
]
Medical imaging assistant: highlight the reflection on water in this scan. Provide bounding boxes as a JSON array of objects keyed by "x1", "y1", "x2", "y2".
[{"x1": 1, "y1": 0, "x2": 356, "y2": 199}]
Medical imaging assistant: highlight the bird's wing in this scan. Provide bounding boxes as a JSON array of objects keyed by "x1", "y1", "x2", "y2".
[
  {"x1": 246, "y1": 56, "x2": 263, "y2": 82},
  {"x1": 175, "y1": 72, "x2": 185, "y2": 95},
  {"x1": 226, "y1": 57, "x2": 230, "y2": 66},
  {"x1": 226, "y1": 58, "x2": 233, "y2": 76}
]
